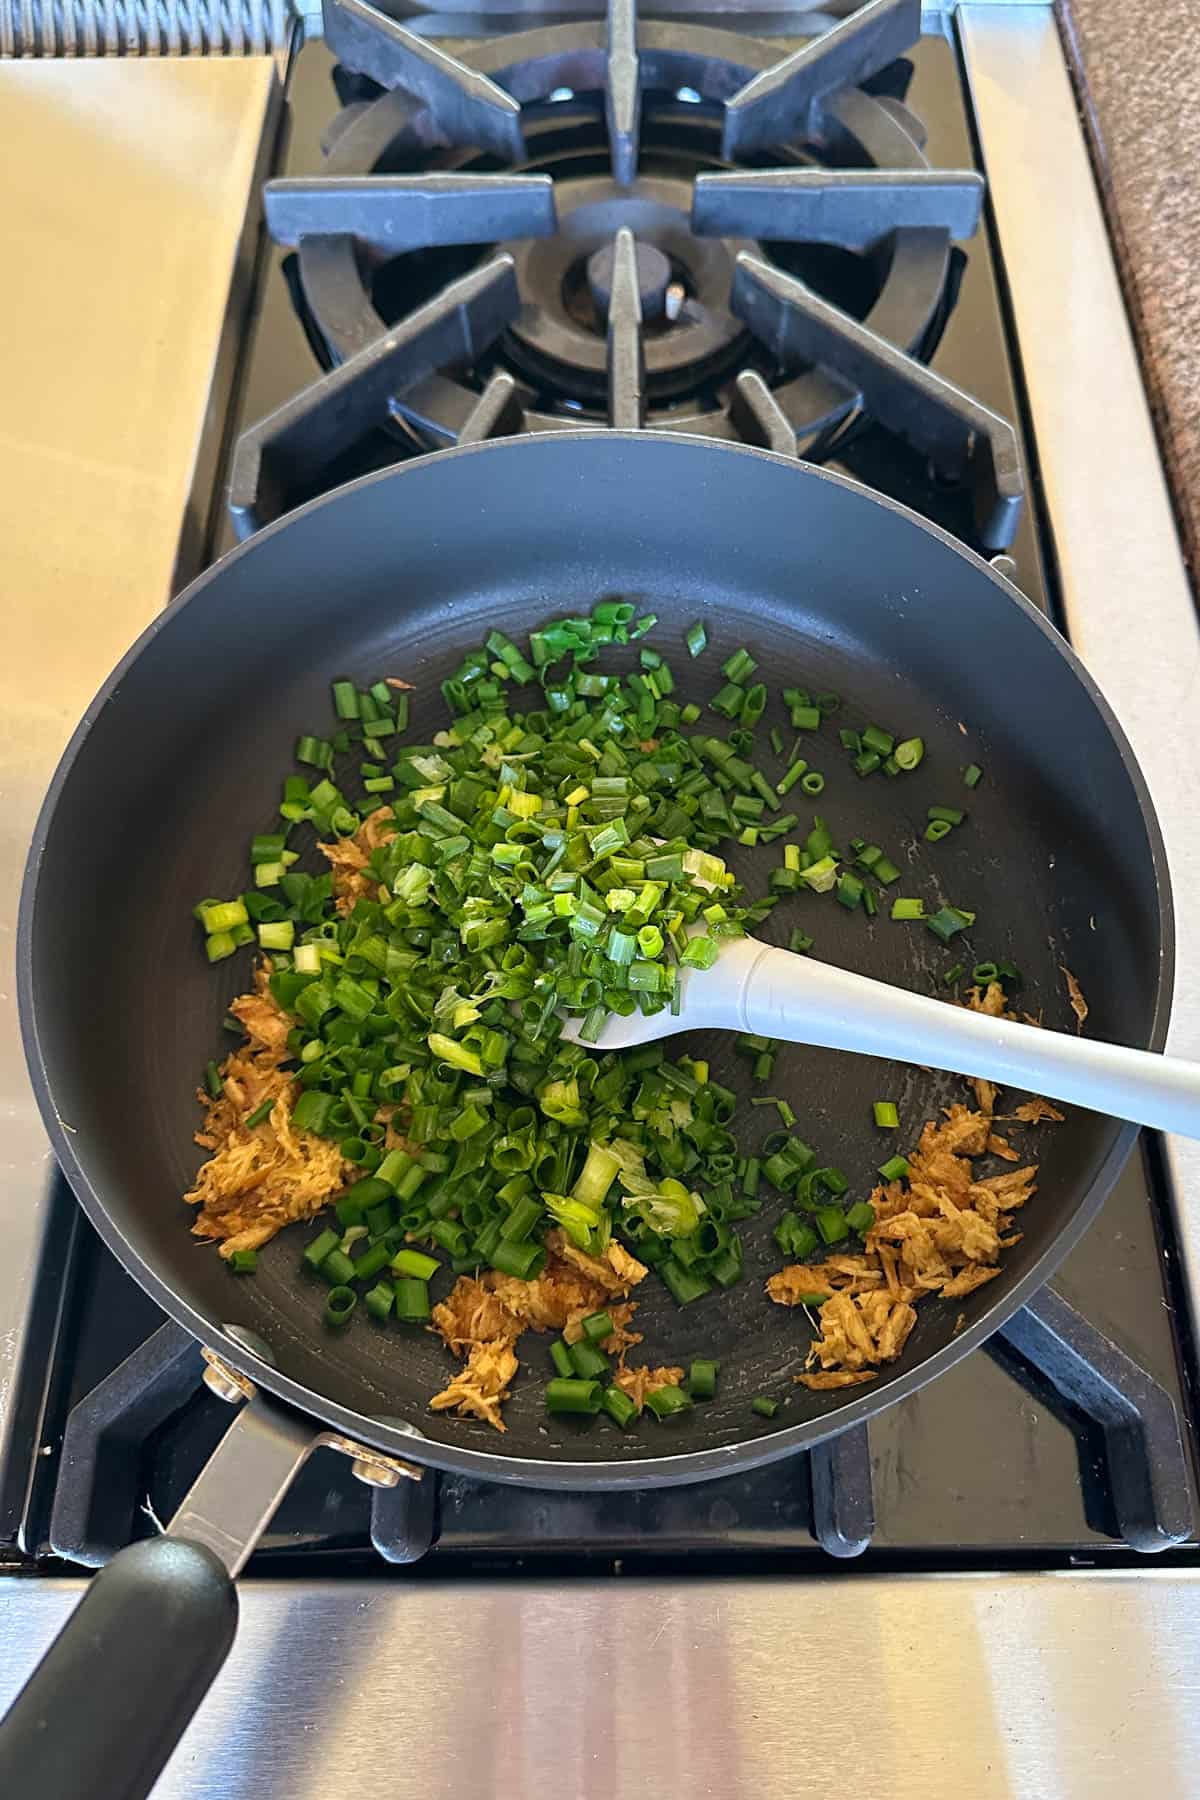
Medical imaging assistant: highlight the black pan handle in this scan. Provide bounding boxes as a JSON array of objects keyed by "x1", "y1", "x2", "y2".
[
  {"x1": 0, "y1": 1362, "x2": 420, "y2": 1799},
  {"x1": 0, "y1": 1536, "x2": 237, "y2": 1800}
]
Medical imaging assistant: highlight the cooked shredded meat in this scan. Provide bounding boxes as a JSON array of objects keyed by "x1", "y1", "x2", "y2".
[
  {"x1": 318, "y1": 805, "x2": 397, "y2": 915},
  {"x1": 429, "y1": 1341, "x2": 518, "y2": 1432},
  {"x1": 771, "y1": 1077, "x2": 1053, "y2": 1385},
  {"x1": 965, "y1": 980, "x2": 1007, "y2": 1018},
  {"x1": 613, "y1": 1364, "x2": 685, "y2": 1413},
  {"x1": 186, "y1": 969, "x2": 349, "y2": 1257},
  {"x1": 429, "y1": 1233, "x2": 649, "y2": 1430},
  {"x1": 1061, "y1": 966, "x2": 1089, "y2": 1031},
  {"x1": 1011, "y1": 1097, "x2": 1066, "y2": 1124}
]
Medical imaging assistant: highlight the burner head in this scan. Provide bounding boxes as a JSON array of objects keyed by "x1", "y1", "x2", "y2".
[{"x1": 587, "y1": 234, "x2": 670, "y2": 321}]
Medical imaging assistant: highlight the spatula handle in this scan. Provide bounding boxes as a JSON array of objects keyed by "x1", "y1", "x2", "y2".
[{"x1": 737, "y1": 943, "x2": 1195, "y2": 1136}]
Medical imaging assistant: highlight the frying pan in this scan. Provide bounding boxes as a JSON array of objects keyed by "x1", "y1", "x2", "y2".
[{"x1": 1, "y1": 432, "x2": 1170, "y2": 1798}]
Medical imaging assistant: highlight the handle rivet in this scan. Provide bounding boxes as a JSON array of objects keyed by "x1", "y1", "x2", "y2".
[{"x1": 201, "y1": 1347, "x2": 256, "y2": 1406}]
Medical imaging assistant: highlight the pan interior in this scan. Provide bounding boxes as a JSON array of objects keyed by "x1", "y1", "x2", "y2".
[{"x1": 23, "y1": 435, "x2": 1166, "y2": 1480}]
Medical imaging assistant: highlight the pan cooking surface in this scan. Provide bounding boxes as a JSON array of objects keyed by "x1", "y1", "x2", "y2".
[{"x1": 20, "y1": 435, "x2": 1168, "y2": 1484}]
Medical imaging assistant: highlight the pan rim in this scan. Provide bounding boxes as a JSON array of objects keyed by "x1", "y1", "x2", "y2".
[{"x1": 17, "y1": 430, "x2": 1175, "y2": 1489}]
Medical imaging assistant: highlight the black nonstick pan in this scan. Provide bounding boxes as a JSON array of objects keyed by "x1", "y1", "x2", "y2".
[{"x1": 2, "y1": 432, "x2": 1171, "y2": 1799}]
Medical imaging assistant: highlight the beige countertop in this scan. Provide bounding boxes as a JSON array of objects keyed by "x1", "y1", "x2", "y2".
[
  {"x1": 0, "y1": 51, "x2": 277, "y2": 1540},
  {"x1": 1058, "y1": 0, "x2": 1200, "y2": 595}
]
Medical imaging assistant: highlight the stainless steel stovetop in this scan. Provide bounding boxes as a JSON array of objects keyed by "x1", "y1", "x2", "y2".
[{"x1": 3, "y1": 5, "x2": 1200, "y2": 1794}]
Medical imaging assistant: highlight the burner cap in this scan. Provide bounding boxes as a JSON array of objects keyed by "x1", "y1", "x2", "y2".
[{"x1": 587, "y1": 236, "x2": 670, "y2": 320}]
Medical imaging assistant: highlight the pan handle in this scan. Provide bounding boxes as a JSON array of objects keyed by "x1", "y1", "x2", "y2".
[
  {"x1": 0, "y1": 1353, "x2": 422, "y2": 1800},
  {"x1": 0, "y1": 1536, "x2": 237, "y2": 1800}
]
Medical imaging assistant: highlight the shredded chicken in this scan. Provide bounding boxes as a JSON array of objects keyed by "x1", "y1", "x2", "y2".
[
  {"x1": 319, "y1": 805, "x2": 397, "y2": 915},
  {"x1": 551, "y1": 1234, "x2": 649, "y2": 1294},
  {"x1": 429, "y1": 1233, "x2": 649, "y2": 1430},
  {"x1": 429, "y1": 1276, "x2": 521, "y2": 1353},
  {"x1": 771, "y1": 1076, "x2": 1057, "y2": 1386},
  {"x1": 613, "y1": 1364, "x2": 685, "y2": 1413},
  {"x1": 1062, "y1": 966, "x2": 1089, "y2": 1032},
  {"x1": 186, "y1": 969, "x2": 350, "y2": 1257},
  {"x1": 1011, "y1": 1097, "x2": 1066, "y2": 1125},
  {"x1": 228, "y1": 987, "x2": 291, "y2": 1058},
  {"x1": 965, "y1": 980, "x2": 1007, "y2": 1018},
  {"x1": 428, "y1": 1341, "x2": 518, "y2": 1432}
]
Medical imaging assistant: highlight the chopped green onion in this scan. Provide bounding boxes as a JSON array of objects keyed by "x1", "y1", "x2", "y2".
[
  {"x1": 722, "y1": 647, "x2": 757, "y2": 684},
  {"x1": 815, "y1": 1205, "x2": 849, "y2": 1245},
  {"x1": 686, "y1": 621, "x2": 708, "y2": 657},
  {"x1": 302, "y1": 1227, "x2": 339, "y2": 1272},
  {"x1": 197, "y1": 899, "x2": 249, "y2": 934},
  {"x1": 891, "y1": 898, "x2": 926, "y2": 921},
  {"x1": 602, "y1": 1386, "x2": 637, "y2": 1428},
  {"x1": 873, "y1": 1101, "x2": 899, "y2": 1129},
  {"x1": 490, "y1": 1239, "x2": 547, "y2": 1280},
  {"x1": 894, "y1": 737, "x2": 924, "y2": 770},
  {"x1": 545, "y1": 1378, "x2": 604, "y2": 1415},
  {"x1": 550, "y1": 1339, "x2": 574, "y2": 1379},
  {"x1": 390, "y1": 1249, "x2": 440, "y2": 1280},
  {"x1": 963, "y1": 763, "x2": 983, "y2": 788},
  {"x1": 582, "y1": 1310, "x2": 615, "y2": 1343},
  {"x1": 879, "y1": 1155, "x2": 910, "y2": 1182},
  {"x1": 324, "y1": 1285, "x2": 357, "y2": 1328},
  {"x1": 751, "y1": 1396, "x2": 779, "y2": 1419},
  {"x1": 928, "y1": 805, "x2": 966, "y2": 826},
  {"x1": 645, "y1": 1385, "x2": 692, "y2": 1420},
  {"x1": 927, "y1": 905, "x2": 975, "y2": 943},
  {"x1": 836, "y1": 872, "x2": 863, "y2": 910},
  {"x1": 228, "y1": 1249, "x2": 258, "y2": 1274},
  {"x1": 568, "y1": 1339, "x2": 609, "y2": 1380},
  {"x1": 364, "y1": 1282, "x2": 394, "y2": 1322},
  {"x1": 394, "y1": 1277, "x2": 431, "y2": 1322},
  {"x1": 245, "y1": 1097, "x2": 275, "y2": 1129},
  {"x1": 688, "y1": 1358, "x2": 719, "y2": 1399}
]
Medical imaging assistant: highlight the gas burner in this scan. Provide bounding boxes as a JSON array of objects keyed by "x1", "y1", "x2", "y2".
[
  {"x1": 266, "y1": 0, "x2": 980, "y2": 448},
  {"x1": 237, "y1": 0, "x2": 1021, "y2": 545}
]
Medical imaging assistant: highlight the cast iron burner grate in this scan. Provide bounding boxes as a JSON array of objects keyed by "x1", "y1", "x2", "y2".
[
  {"x1": 229, "y1": 0, "x2": 1021, "y2": 546},
  {"x1": 46, "y1": 1285, "x2": 1193, "y2": 1569}
]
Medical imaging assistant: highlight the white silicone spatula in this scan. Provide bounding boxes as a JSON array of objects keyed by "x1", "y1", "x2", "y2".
[{"x1": 563, "y1": 933, "x2": 1198, "y2": 1136}]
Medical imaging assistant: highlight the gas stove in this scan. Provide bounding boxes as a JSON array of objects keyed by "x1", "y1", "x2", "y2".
[{"x1": 4, "y1": 5, "x2": 1200, "y2": 1794}]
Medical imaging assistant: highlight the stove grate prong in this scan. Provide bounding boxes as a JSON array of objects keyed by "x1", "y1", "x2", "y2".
[
  {"x1": 323, "y1": 0, "x2": 524, "y2": 162},
  {"x1": 458, "y1": 371, "x2": 526, "y2": 446},
  {"x1": 230, "y1": 254, "x2": 521, "y2": 538},
  {"x1": 693, "y1": 168, "x2": 984, "y2": 252},
  {"x1": 721, "y1": 0, "x2": 921, "y2": 161},
  {"x1": 606, "y1": 226, "x2": 645, "y2": 430},
  {"x1": 265, "y1": 174, "x2": 557, "y2": 257},
  {"x1": 995, "y1": 1287, "x2": 1194, "y2": 1553},
  {"x1": 730, "y1": 370, "x2": 796, "y2": 457},
  {"x1": 605, "y1": 0, "x2": 641, "y2": 189},
  {"x1": 731, "y1": 251, "x2": 1023, "y2": 548}
]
